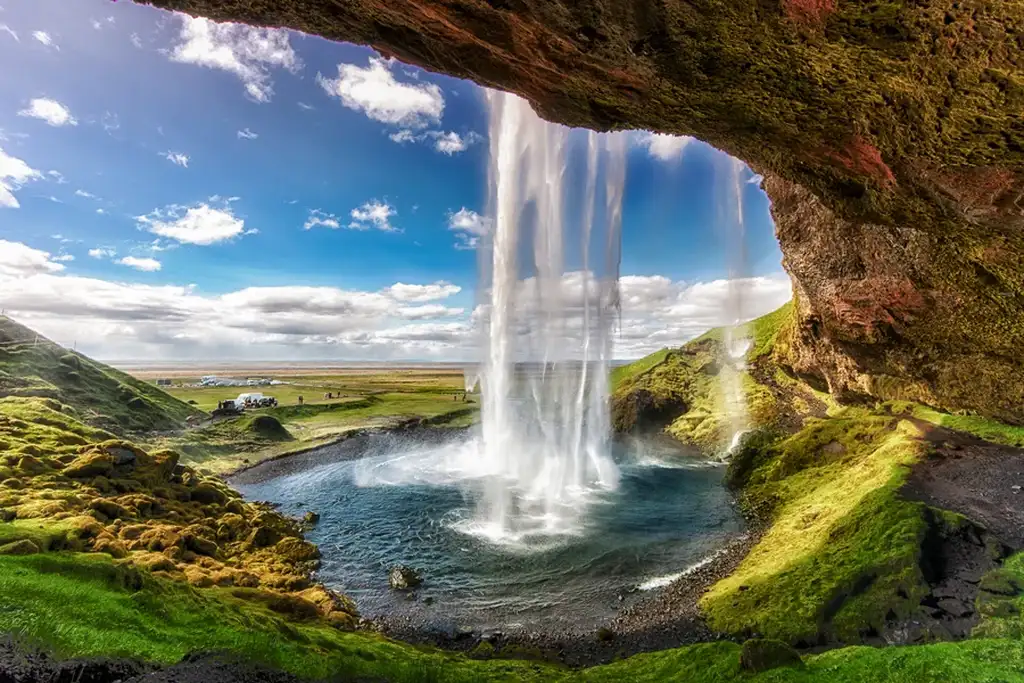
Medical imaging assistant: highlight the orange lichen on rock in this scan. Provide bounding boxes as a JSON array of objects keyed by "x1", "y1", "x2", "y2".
[
  {"x1": 826, "y1": 136, "x2": 896, "y2": 186},
  {"x1": 782, "y1": 0, "x2": 836, "y2": 24}
]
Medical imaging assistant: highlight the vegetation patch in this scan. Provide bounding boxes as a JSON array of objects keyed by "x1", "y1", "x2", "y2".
[{"x1": 703, "y1": 414, "x2": 928, "y2": 644}]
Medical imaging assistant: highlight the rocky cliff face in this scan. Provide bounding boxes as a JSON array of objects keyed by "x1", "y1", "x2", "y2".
[{"x1": 144, "y1": 0, "x2": 1024, "y2": 420}]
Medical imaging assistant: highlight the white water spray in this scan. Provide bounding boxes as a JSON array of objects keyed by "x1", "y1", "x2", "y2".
[
  {"x1": 465, "y1": 90, "x2": 626, "y2": 543},
  {"x1": 720, "y1": 157, "x2": 750, "y2": 456}
]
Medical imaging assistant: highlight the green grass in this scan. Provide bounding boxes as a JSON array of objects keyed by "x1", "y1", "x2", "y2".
[
  {"x1": 0, "y1": 316, "x2": 200, "y2": 434},
  {"x1": 889, "y1": 402, "x2": 1024, "y2": 447},
  {"x1": 703, "y1": 414, "x2": 928, "y2": 643},
  {"x1": 610, "y1": 349, "x2": 671, "y2": 389},
  {"x1": 4, "y1": 551, "x2": 1024, "y2": 682}
]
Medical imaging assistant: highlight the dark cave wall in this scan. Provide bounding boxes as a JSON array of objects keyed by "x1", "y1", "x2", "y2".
[{"x1": 142, "y1": 0, "x2": 1024, "y2": 420}]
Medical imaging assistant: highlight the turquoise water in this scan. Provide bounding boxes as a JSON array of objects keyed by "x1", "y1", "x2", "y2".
[{"x1": 234, "y1": 432, "x2": 744, "y2": 632}]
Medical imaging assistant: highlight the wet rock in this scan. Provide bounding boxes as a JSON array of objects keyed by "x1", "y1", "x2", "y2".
[
  {"x1": 596, "y1": 627, "x2": 615, "y2": 643},
  {"x1": 275, "y1": 537, "x2": 320, "y2": 563},
  {"x1": 739, "y1": 639, "x2": 804, "y2": 673},
  {"x1": 302, "y1": 511, "x2": 320, "y2": 527},
  {"x1": 389, "y1": 565, "x2": 423, "y2": 590},
  {"x1": 0, "y1": 539, "x2": 40, "y2": 556}
]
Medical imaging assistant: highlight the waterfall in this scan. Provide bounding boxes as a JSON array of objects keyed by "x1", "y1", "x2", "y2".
[
  {"x1": 468, "y1": 90, "x2": 625, "y2": 544},
  {"x1": 720, "y1": 157, "x2": 751, "y2": 455}
]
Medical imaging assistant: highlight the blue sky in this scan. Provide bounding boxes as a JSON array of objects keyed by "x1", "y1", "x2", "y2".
[{"x1": 0, "y1": 0, "x2": 789, "y2": 361}]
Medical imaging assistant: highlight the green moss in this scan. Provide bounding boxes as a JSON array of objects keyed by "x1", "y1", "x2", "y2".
[
  {"x1": 610, "y1": 348, "x2": 671, "y2": 389},
  {"x1": 702, "y1": 416, "x2": 928, "y2": 643},
  {"x1": 895, "y1": 403, "x2": 1024, "y2": 447}
]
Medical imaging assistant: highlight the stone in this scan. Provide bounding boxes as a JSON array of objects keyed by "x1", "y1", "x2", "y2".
[
  {"x1": 64, "y1": 452, "x2": 114, "y2": 479},
  {"x1": 936, "y1": 598, "x2": 973, "y2": 618},
  {"x1": 108, "y1": 447, "x2": 137, "y2": 467},
  {"x1": 596, "y1": 627, "x2": 615, "y2": 643},
  {"x1": 88, "y1": 498, "x2": 129, "y2": 520},
  {"x1": 0, "y1": 539, "x2": 40, "y2": 555},
  {"x1": 190, "y1": 482, "x2": 227, "y2": 506},
  {"x1": 92, "y1": 532, "x2": 128, "y2": 559},
  {"x1": 388, "y1": 565, "x2": 422, "y2": 590},
  {"x1": 739, "y1": 639, "x2": 805, "y2": 673},
  {"x1": 302, "y1": 511, "x2": 320, "y2": 527},
  {"x1": 184, "y1": 533, "x2": 219, "y2": 558},
  {"x1": 246, "y1": 525, "x2": 281, "y2": 549}
]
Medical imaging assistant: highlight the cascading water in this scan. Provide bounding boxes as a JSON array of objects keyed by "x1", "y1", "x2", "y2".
[
  {"x1": 469, "y1": 90, "x2": 626, "y2": 544},
  {"x1": 720, "y1": 157, "x2": 751, "y2": 456}
]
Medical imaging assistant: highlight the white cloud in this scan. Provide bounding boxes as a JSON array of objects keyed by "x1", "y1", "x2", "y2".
[
  {"x1": 0, "y1": 240, "x2": 65, "y2": 275},
  {"x1": 168, "y1": 15, "x2": 299, "y2": 103},
  {"x1": 349, "y1": 200, "x2": 399, "y2": 232},
  {"x1": 447, "y1": 208, "x2": 489, "y2": 250},
  {"x1": 96, "y1": 208, "x2": 106, "y2": 215},
  {"x1": 91, "y1": 19, "x2": 103, "y2": 30},
  {"x1": 18, "y1": 98, "x2": 77, "y2": 127},
  {"x1": 102, "y1": 112, "x2": 120, "y2": 133},
  {"x1": 47, "y1": 170, "x2": 67, "y2": 184},
  {"x1": 32, "y1": 30, "x2": 55, "y2": 48},
  {"x1": 130, "y1": 32, "x2": 142, "y2": 48},
  {"x1": 389, "y1": 282, "x2": 461, "y2": 303},
  {"x1": 639, "y1": 132, "x2": 692, "y2": 162},
  {"x1": 0, "y1": 24, "x2": 18, "y2": 41},
  {"x1": 317, "y1": 57, "x2": 444, "y2": 128},
  {"x1": 161, "y1": 151, "x2": 189, "y2": 168},
  {"x1": 0, "y1": 239, "x2": 792, "y2": 361},
  {"x1": 75, "y1": 189, "x2": 97, "y2": 199},
  {"x1": 118, "y1": 256, "x2": 162, "y2": 272},
  {"x1": 748, "y1": 173, "x2": 764, "y2": 185},
  {"x1": 0, "y1": 147, "x2": 42, "y2": 208},
  {"x1": 388, "y1": 129, "x2": 480, "y2": 154},
  {"x1": 303, "y1": 209, "x2": 340, "y2": 230},
  {"x1": 137, "y1": 200, "x2": 247, "y2": 245},
  {"x1": 297, "y1": 102, "x2": 314, "y2": 111},
  {"x1": 389, "y1": 129, "x2": 416, "y2": 144},
  {"x1": 237, "y1": 128, "x2": 258, "y2": 140},
  {"x1": 433, "y1": 131, "x2": 471, "y2": 155},
  {"x1": 53, "y1": 254, "x2": 75, "y2": 262}
]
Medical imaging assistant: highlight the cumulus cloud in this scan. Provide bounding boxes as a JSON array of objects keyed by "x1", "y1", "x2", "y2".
[
  {"x1": 0, "y1": 240, "x2": 66, "y2": 275},
  {"x1": 136, "y1": 200, "x2": 249, "y2": 246},
  {"x1": 389, "y1": 282, "x2": 461, "y2": 303},
  {"x1": 168, "y1": 15, "x2": 300, "y2": 102},
  {"x1": 349, "y1": 200, "x2": 398, "y2": 232},
  {"x1": 32, "y1": 30, "x2": 56, "y2": 48},
  {"x1": 0, "y1": 239, "x2": 790, "y2": 361},
  {"x1": 130, "y1": 33, "x2": 142, "y2": 49},
  {"x1": 18, "y1": 98, "x2": 77, "y2": 127},
  {"x1": 638, "y1": 132, "x2": 692, "y2": 162},
  {"x1": 53, "y1": 254, "x2": 75, "y2": 263},
  {"x1": 118, "y1": 256, "x2": 162, "y2": 272},
  {"x1": 161, "y1": 151, "x2": 189, "y2": 168},
  {"x1": 303, "y1": 209, "x2": 340, "y2": 230},
  {"x1": 317, "y1": 57, "x2": 444, "y2": 128},
  {"x1": 447, "y1": 208, "x2": 489, "y2": 250},
  {"x1": 237, "y1": 128, "x2": 258, "y2": 140},
  {"x1": 1, "y1": 147, "x2": 42, "y2": 208},
  {"x1": 75, "y1": 189, "x2": 97, "y2": 199},
  {"x1": 433, "y1": 131, "x2": 473, "y2": 155}
]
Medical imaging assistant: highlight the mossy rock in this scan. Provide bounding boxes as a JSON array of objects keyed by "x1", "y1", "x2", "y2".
[
  {"x1": 64, "y1": 451, "x2": 114, "y2": 479},
  {"x1": 88, "y1": 498, "x2": 129, "y2": 520},
  {"x1": 739, "y1": 639, "x2": 804, "y2": 673},
  {"x1": 275, "y1": 537, "x2": 320, "y2": 564},
  {"x1": 190, "y1": 482, "x2": 227, "y2": 506},
  {"x1": 980, "y1": 569, "x2": 1023, "y2": 597},
  {"x1": 0, "y1": 539, "x2": 40, "y2": 556},
  {"x1": 230, "y1": 588, "x2": 320, "y2": 621}
]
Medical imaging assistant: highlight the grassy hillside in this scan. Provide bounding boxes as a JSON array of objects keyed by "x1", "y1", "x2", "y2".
[{"x1": 0, "y1": 316, "x2": 201, "y2": 434}]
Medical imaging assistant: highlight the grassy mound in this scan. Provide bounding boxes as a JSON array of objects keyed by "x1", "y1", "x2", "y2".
[
  {"x1": 610, "y1": 303, "x2": 799, "y2": 452},
  {"x1": 704, "y1": 413, "x2": 928, "y2": 643},
  {"x1": 0, "y1": 316, "x2": 201, "y2": 434}
]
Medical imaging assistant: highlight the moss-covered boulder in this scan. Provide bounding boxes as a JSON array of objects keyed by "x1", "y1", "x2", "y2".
[
  {"x1": 0, "y1": 539, "x2": 40, "y2": 555},
  {"x1": 64, "y1": 451, "x2": 114, "y2": 479}
]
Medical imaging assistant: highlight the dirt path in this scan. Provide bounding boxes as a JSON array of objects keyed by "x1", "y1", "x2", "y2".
[{"x1": 904, "y1": 422, "x2": 1024, "y2": 548}]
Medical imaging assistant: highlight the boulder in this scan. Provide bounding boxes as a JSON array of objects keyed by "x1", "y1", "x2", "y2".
[
  {"x1": 275, "y1": 537, "x2": 320, "y2": 563},
  {"x1": 190, "y1": 482, "x2": 227, "y2": 506},
  {"x1": 389, "y1": 565, "x2": 422, "y2": 590},
  {"x1": 184, "y1": 531, "x2": 219, "y2": 558},
  {"x1": 302, "y1": 511, "x2": 320, "y2": 527},
  {"x1": 16, "y1": 455, "x2": 47, "y2": 475},
  {"x1": 139, "y1": 526, "x2": 184, "y2": 553},
  {"x1": 89, "y1": 498, "x2": 129, "y2": 520},
  {"x1": 64, "y1": 451, "x2": 114, "y2": 479},
  {"x1": 0, "y1": 539, "x2": 40, "y2": 555},
  {"x1": 739, "y1": 639, "x2": 804, "y2": 673},
  {"x1": 92, "y1": 532, "x2": 128, "y2": 559}
]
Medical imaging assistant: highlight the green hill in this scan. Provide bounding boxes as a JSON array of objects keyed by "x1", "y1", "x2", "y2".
[{"x1": 0, "y1": 316, "x2": 201, "y2": 434}]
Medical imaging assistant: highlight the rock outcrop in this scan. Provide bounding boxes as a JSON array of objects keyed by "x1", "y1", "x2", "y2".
[{"x1": 141, "y1": 0, "x2": 1024, "y2": 420}]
